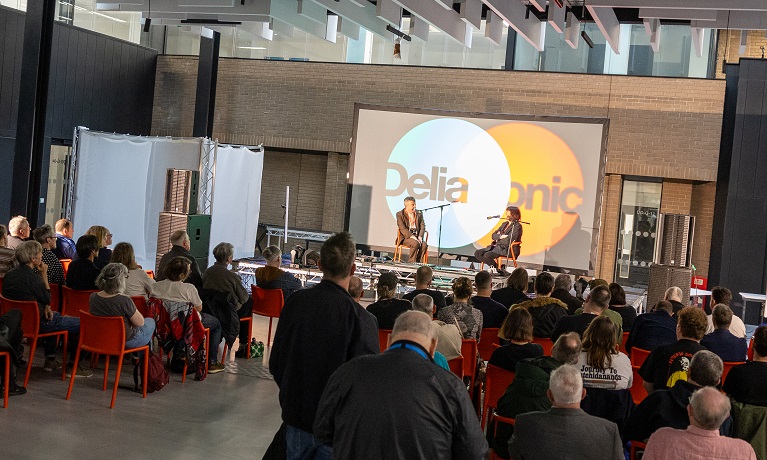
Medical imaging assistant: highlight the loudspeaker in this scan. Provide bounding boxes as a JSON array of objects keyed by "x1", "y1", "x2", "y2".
[
  {"x1": 164, "y1": 169, "x2": 199, "y2": 215},
  {"x1": 156, "y1": 212, "x2": 211, "y2": 269},
  {"x1": 647, "y1": 264, "x2": 692, "y2": 309},
  {"x1": 653, "y1": 214, "x2": 695, "y2": 268}
]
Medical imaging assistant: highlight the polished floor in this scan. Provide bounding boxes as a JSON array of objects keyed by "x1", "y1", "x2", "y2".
[{"x1": 3, "y1": 315, "x2": 283, "y2": 459}]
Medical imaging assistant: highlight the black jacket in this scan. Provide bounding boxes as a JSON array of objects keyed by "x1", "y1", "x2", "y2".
[
  {"x1": 155, "y1": 245, "x2": 203, "y2": 289},
  {"x1": 551, "y1": 288, "x2": 583, "y2": 316}
]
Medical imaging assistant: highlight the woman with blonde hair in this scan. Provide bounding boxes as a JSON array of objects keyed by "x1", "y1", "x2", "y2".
[
  {"x1": 577, "y1": 315, "x2": 632, "y2": 390},
  {"x1": 111, "y1": 242, "x2": 154, "y2": 297},
  {"x1": 86, "y1": 225, "x2": 113, "y2": 268}
]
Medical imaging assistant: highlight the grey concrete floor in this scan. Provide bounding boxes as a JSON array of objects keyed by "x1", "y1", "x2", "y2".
[{"x1": 2, "y1": 315, "x2": 283, "y2": 459}]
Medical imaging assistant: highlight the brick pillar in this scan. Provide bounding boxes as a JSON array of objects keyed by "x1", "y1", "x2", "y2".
[
  {"x1": 596, "y1": 174, "x2": 622, "y2": 281},
  {"x1": 689, "y1": 181, "x2": 716, "y2": 278}
]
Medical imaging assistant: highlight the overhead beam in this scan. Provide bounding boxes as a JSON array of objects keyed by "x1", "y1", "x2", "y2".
[
  {"x1": 393, "y1": 0, "x2": 473, "y2": 46},
  {"x1": 639, "y1": 8, "x2": 717, "y2": 21},
  {"x1": 482, "y1": 0, "x2": 545, "y2": 51},
  {"x1": 376, "y1": 0, "x2": 402, "y2": 27},
  {"x1": 565, "y1": 11, "x2": 579, "y2": 49},
  {"x1": 310, "y1": 0, "x2": 393, "y2": 40},
  {"x1": 691, "y1": 27, "x2": 705, "y2": 57},
  {"x1": 297, "y1": 0, "x2": 326, "y2": 25},
  {"x1": 643, "y1": 18, "x2": 660, "y2": 52},
  {"x1": 409, "y1": 16, "x2": 430, "y2": 42},
  {"x1": 484, "y1": 9, "x2": 504, "y2": 45},
  {"x1": 582, "y1": 0, "x2": 767, "y2": 9},
  {"x1": 692, "y1": 10, "x2": 767, "y2": 30},
  {"x1": 587, "y1": 6, "x2": 621, "y2": 54},
  {"x1": 528, "y1": 0, "x2": 546, "y2": 13},
  {"x1": 548, "y1": 2, "x2": 566, "y2": 34},
  {"x1": 459, "y1": 0, "x2": 483, "y2": 30}
]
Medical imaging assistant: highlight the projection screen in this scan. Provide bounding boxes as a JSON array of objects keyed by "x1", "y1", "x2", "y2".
[{"x1": 348, "y1": 105, "x2": 608, "y2": 274}]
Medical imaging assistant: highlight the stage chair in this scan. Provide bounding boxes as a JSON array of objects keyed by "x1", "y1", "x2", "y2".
[
  {"x1": 0, "y1": 295, "x2": 68, "y2": 386},
  {"x1": 378, "y1": 329, "x2": 392, "y2": 353},
  {"x1": 251, "y1": 285, "x2": 284, "y2": 346},
  {"x1": 479, "y1": 328, "x2": 500, "y2": 361},
  {"x1": 0, "y1": 351, "x2": 10, "y2": 408},
  {"x1": 62, "y1": 286, "x2": 98, "y2": 318},
  {"x1": 480, "y1": 241, "x2": 521, "y2": 272},
  {"x1": 393, "y1": 229, "x2": 429, "y2": 263},
  {"x1": 482, "y1": 364, "x2": 516, "y2": 430},
  {"x1": 66, "y1": 311, "x2": 150, "y2": 408},
  {"x1": 531, "y1": 337, "x2": 554, "y2": 356},
  {"x1": 447, "y1": 356, "x2": 463, "y2": 379}
]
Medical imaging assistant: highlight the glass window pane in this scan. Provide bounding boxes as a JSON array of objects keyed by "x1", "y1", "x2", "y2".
[{"x1": 615, "y1": 180, "x2": 662, "y2": 289}]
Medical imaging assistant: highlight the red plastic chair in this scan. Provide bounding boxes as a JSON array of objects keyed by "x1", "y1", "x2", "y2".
[
  {"x1": 59, "y1": 259, "x2": 72, "y2": 275},
  {"x1": 130, "y1": 296, "x2": 150, "y2": 318},
  {"x1": 722, "y1": 361, "x2": 746, "y2": 384},
  {"x1": 221, "y1": 315, "x2": 253, "y2": 360},
  {"x1": 166, "y1": 328, "x2": 210, "y2": 383},
  {"x1": 748, "y1": 339, "x2": 755, "y2": 361},
  {"x1": 447, "y1": 356, "x2": 464, "y2": 378},
  {"x1": 378, "y1": 329, "x2": 392, "y2": 353},
  {"x1": 0, "y1": 295, "x2": 68, "y2": 386},
  {"x1": 482, "y1": 364, "x2": 516, "y2": 429},
  {"x1": 62, "y1": 286, "x2": 98, "y2": 318},
  {"x1": 461, "y1": 339, "x2": 478, "y2": 391},
  {"x1": 49, "y1": 283, "x2": 62, "y2": 313},
  {"x1": 488, "y1": 412, "x2": 516, "y2": 460},
  {"x1": 532, "y1": 337, "x2": 554, "y2": 356},
  {"x1": 0, "y1": 351, "x2": 10, "y2": 408},
  {"x1": 66, "y1": 311, "x2": 149, "y2": 408},
  {"x1": 479, "y1": 328, "x2": 500, "y2": 361},
  {"x1": 629, "y1": 441, "x2": 647, "y2": 460},
  {"x1": 145, "y1": 270, "x2": 155, "y2": 279},
  {"x1": 251, "y1": 285, "x2": 284, "y2": 346},
  {"x1": 630, "y1": 347, "x2": 651, "y2": 404},
  {"x1": 619, "y1": 331, "x2": 630, "y2": 354}
]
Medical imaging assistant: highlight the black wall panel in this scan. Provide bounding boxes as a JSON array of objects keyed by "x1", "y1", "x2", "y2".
[{"x1": 0, "y1": 5, "x2": 157, "y2": 221}]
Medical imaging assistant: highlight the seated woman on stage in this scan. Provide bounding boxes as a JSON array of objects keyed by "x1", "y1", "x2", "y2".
[
  {"x1": 86, "y1": 225, "x2": 113, "y2": 269},
  {"x1": 89, "y1": 262, "x2": 155, "y2": 349},
  {"x1": 489, "y1": 308, "x2": 544, "y2": 372},
  {"x1": 576, "y1": 316, "x2": 632, "y2": 390},
  {"x1": 436, "y1": 277, "x2": 483, "y2": 341},
  {"x1": 255, "y1": 245, "x2": 302, "y2": 301},
  {"x1": 111, "y1": 242, "x2": 154, "y2": 298},
  {"x1": 474, "y1": 206, "x2": 522, "y2": 276}
]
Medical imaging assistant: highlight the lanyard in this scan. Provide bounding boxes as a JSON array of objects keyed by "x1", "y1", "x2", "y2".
[{"x1": 386, "y1": 341, "x2": 431, "y2": 361}]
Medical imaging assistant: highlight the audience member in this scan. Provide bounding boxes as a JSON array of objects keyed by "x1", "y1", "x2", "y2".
[
  {"x1": 6, "y1": 216, "x2": 30, "y2": 250},
  {"x1": 723, "y1": 326, "x2": 767, "y2": 405},
  {"x1": 203, "y1": 242, "x2": 253, "y2": 358},
  {"x1": 111, "y1": 242, "x2": 154, "y2": 297},
  {"x1": 65, "y1": 235, "x2": 102, "y2": 291},
  {"x1": 643, "y1": 387, "x2": 756, "y2": 460},
  {"x1": 0, "y1": 309, "x2": 26, "y2": 395},
  {"x1": 412, "y1": 293, "x2": 462, "y2": 360},
  {"x1": 347, "y1": 276, "x2": 364, "y2": 303},
  {"x1": 155, "y1": 230, "x2": 203, "y2": 290},
  {"x1": 437, "y1": 276, "x2": 483, "y2": 341},
  {"x1": 700, "y1": 304, "x2": 747, "y2": 362},
  {"x1": 89, "y1": 263, "x2": 155, "y2": 349},
  {"x1": 269, "y1": 232, "x2": 379, "y2": 459},
  {"x1": 255, "y1": 245, "x2": 303, "y2": 300},
  {"x1": 367, "y1": 272, "x2": 412, "y2": 330},
  {"x1": 491, "y1": 267, "x2": 529, "y2": 308},
  {"x1": 0, "y1": 224, "x2": 18, "y2": 277},
  {"x1": 53, "y1": 218, "x2": 76, "y2": 260},
  {"x1": 608, "y1": 283, "x2": 636, "y2": 331},
  {"x1": 577, "y1": 316, "x2": 632, "y2": 390},
  {"x1": 491, "y1": 333, "x2": 582, "y2": 458},
  {"x1": 85, "y1": 225, "x2": 113, "y2": 269},
  {"x1": 405, "y1": 295, "x2": 449, "y2": 370},
  {"x1": 314, "y1": 311, "x2": 487, "y2": 459},
  {"x1": 32, "y1": 225, "x2": 65, "y2": 286},
  {"x1": 551, "y1": 274, "x2": 583, "y2": 315},
  {"x1": 639, "y1": 306, "x2": 707, "y2": 393},
  {"x1": 511, "y1": 272, "x2": 567, "y2": 338},
  {"x1": 2, "y1": 241, "x2": 91, "y2": 377},
  {"x1": 508, "y1": 364, "x2": 624, "y2": 460},
  {"x1": 665, "y1": 286, "x2": 686, "y2": 316},
  {"x1": 489, "y1": 308, "x2": 543, "y2": 373},
  {"x1": 150, "y1": 257, "x2": 225, "y2": 374},
  {"x1": 401, "y1": 265, "x2": 447, "y2": 310},
  {"x1": 705, "y1": 287, "x2": 746, "y2": 338},
  {"x1": 625, "y1": 300, "x2": 678, "y2": 356},
  {"x1": 626, "y1": 350, "x2": 729, "y2": 442},
  {"x1": 471, "y1": 270, "x2": 508, "y2": 329},
  {"x1": 551, "y1": 285, "x2": 622, "y2": 344}
]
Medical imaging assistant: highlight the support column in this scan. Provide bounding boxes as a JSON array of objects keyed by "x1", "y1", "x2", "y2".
[{"x1": 193, "y1": 29, "x2": 221, "y2": 138}]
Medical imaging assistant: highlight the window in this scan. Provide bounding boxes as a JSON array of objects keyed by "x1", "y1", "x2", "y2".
[{"x1": 614, "y1": 179, "x2": 662, "y2": 289}]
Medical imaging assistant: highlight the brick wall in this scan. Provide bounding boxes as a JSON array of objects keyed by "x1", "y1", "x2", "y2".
[
  {"x1": 152, "y1": 56, "x2": 726, "y2": 277},
  {"x1": 596, "y1": 174, "x2": 623, "y2": 280},
  {"x1": 716, "y1": 30, "x2": 767, "y2": 79},
  {"x1": 660, "y1": 180, "x2": 693, "y2": 214},
  {"x1": 689, "y1": 182, "x2": 716, "y2": 278}
]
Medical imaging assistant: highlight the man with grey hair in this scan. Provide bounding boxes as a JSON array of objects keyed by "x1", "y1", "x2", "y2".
[
  {"x1": 2, "y1": 241, "x2": 90, "y2": 377},
  {"x1": 643, "y1": 387, "x2": 756, "y2": 459},
  {"x1": 395, "y1": 196, "x2": 426, "y2": 263},
  {"x1": 314, "y1": 310, "x2": 487, "y2": 459},
  {"x1": 626, "y1": 349, "x2": 732, "y2": 442},
  {"x1": 155, "y1": 230, "x2": 202, "y2": 290},
  {"x1": 665, "y1": 286, "x2": 685, "y2": 316},
  {"x1": 412, "y1": 293, "x2": 461, "y2": 360},
  {"x1": 508, "y1": 364, "x2": 623, "y2": 460},
  {"x1": 700, "y1": 304, "x2": 748, "y2": 362},
  {"x1": 551, "y1": 273, "x2": 583, "y2": 315},
  {"x1": 348, "y1": 276, "x2": 364, "y2": 302},
  {"x1": 410, "y1": 293, "x2": 457, "y2": 369},
  {"x1": 255, "y1": 245, "x2": 302, "y2": 300},
  {"x1": 6, "y1": 216, "x2": 30, "y2": 250}
]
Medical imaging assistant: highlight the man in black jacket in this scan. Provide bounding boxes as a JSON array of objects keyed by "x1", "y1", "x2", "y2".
[
  {"x1": 270, "y1": 232, "x2": 379, "y2": 460},
  {"x1": 155, "y1": 230, "x2": 203, "y2": 290}
]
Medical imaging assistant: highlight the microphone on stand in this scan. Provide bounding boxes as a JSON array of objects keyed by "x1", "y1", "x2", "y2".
[{"x1": 486, "y1": 215, "x2": 501, "y2": 220}]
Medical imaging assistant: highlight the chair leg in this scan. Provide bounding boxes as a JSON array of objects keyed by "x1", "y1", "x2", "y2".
[
  {"x1": 267, "y1": 318, "x2": 273, "y2": 347},
  {"x1": 141, "y1": 348, "x2": 148, "y2": 399},
  {"x1": 111, "y1": 356, "x2": 123, "y2": 408},
  {"x1": 2, "y1": 353, "x2": 9, "y2": 408},
  {"x1": 245, "y1": 318, "x2": 253, "y2": 359},
  {"x1": 65, "y1": 346, "x2": 82, "y2": 400},
  {"x1": 103, "y1": 356, "x2": 110, "y2": 391},
  {"x1": 24, "y1": 338, "x2": 37, "y2": 387},
  {"x1": 205, "y1": 328, "x2": 210, "y2": 374},
  {"x1": 60, "y1": 334, "x2": 68, "y2": 381}
]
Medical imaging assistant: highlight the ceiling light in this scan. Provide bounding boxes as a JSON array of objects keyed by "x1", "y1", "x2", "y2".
[{"x1": 239, "y1": 46, "x2": 267, "y2": 50}]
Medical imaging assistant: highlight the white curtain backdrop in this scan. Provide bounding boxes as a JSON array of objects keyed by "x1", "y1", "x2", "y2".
[
  {"x1": 209, "y1": 145, "x2": 264, "y2": 266},
  {"x1": 71, "y1": 131, "x2": 202, "y2": 268}
]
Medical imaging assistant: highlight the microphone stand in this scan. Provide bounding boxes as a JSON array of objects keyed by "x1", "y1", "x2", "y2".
[{"x1": 421, "y1": 202, "x2": 453, "y2": 265}]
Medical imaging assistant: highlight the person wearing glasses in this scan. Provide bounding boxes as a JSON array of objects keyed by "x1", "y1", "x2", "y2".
[{"x1": 32, "y1": 224, "x2": 65, "y2": 285}]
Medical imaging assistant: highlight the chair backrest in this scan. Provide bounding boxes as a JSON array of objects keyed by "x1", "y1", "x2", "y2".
[
  {"x1": 62, "y1": 286, "x2": 98, "y2": 318},
  {"x1": 378, "y1": 329, "x2": 392, "y2": 353},
  {"x1": 130, "y1": 296, "x2": 150, "y2": 318},
  {"x1": 145, "y1": 270, "x2": 155, "y2": 279},
  {"x1": 0, "y1": 295, "x2": 41, "y2": 337},
  {"x1": 78, "y1": 310, "x2": 127, "y2": 355},
  {"x1": 49, "y1": 282, "x2": 62, "y2": 312},
  {"x1": 531, "y1": 337, "x2": 554, "y2": 356},
  {"x1": 251, "y1": 285, "x2": 285, "y2": 318},
  {"x1": 447, "y1": 356, "x2": 463, "y2": 378},
  {"x1": 619, "y1": 331, "x2": 630, "y2": 354},
  {"x1": 60, "y1": 259, "x2": 72, "y2": 275},
  {"x1": 478, "y1": 328, "x2": 500, "y2": 361},
  {"x1": 722, "y1": 361, "x2": 746, "y2": 384},
  {"x1": 630, "y1": 347, "x2": 651, "y2": 367},
  {"x1": 484, "y1": 364, "x2": 516, "y2": 418},
  {"x1": 461, "y1": 339, "x2": 478, "y2": 384},
  {"x1": 748, "y1": 339, "x2": 755, "y2": 361}
]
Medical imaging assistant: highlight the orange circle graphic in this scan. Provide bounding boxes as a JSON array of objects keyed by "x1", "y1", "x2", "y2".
[{"x1": 478, "y1": 123, "x2": 584, "y2": 258}]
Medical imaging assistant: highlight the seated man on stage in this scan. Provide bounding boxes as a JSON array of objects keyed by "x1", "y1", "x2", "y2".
[
  {"x1": 395, "y1": 196, "x2": 426, "y2": 263},
  {"x1": 474, "y1": 206, "x2": 522, "y2": 276}
]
